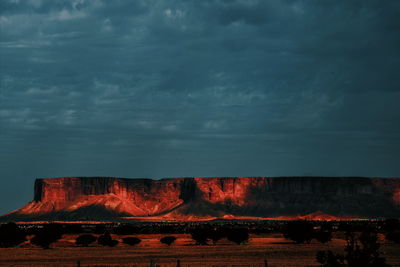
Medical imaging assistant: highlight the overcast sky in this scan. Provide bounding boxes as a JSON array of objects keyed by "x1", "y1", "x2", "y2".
[{"x1": 1, "y1": 0, "x2": 399, "y2": 214}]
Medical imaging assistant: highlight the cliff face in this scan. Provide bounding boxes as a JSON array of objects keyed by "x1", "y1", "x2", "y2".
[{"x1": 2, "y1": 177, "x2": 400, "y2": 221}]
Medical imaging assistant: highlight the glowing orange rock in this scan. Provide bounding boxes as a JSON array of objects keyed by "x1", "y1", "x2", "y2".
[{"x1": 1, "y1": 176, "x2": 399, "y2": 222}]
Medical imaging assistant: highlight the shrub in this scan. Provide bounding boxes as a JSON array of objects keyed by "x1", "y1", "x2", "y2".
[
  {"x1": 282, "y1": 220, "x2": 314, "y2": 244},
  {"x1": 316, "y1": 250, "x2": 344, "y2": 267},
  {"x1": 383, "y1": 218, "x2": 400, "y2": 244},
  {"x1": 314, "y1": 230, "x2": 333, "y2": 244},
  {"x1": 0, "y1": 222, "x2": 26, "y2": 247},
  {"x1": 209, "y1": 228, "x2": 226, "y2": 244},
  {"x1": 385, "y1": 231, "x2": 400, "y2": 244},
  {"x1": 30, "y1": 223, "x2": 63, "y2": 249},
  {"x1": 122, "y1": 237, "x2": 141, "y2": 246},
  {"x1": 226, "y1": 228, "x2": 249, "y2": 245},
  {"x1": 75, "y1": 234, "x2": 97, "y2": 247},
  {"x1": 314, "y1": 225, "x2": 333, "y2": 244},
  {"x1": 316, "y1": 231, "x2": 391, "y2": 267},
  {"x1": 383, "y1": 218, "x2": 400, "y2": 233},
  {"x1": 160, "y1": 236, "x2": 176, "y2": 246},
  {"x1": 98, "y1": 233, "x2": 118, "y2": 247},
  {"x1": 190, "y1": 228, "x2": 209, "y2": 245}
]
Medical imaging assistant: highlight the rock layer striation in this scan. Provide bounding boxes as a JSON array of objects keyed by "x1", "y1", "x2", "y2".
[{"x1": 1, "y1": 177, "x2": 400, "y2": 221}]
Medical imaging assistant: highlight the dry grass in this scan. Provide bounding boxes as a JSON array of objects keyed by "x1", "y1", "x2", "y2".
[{"x1": 0, "y1": 234, "x2": 399, "y2": 267}]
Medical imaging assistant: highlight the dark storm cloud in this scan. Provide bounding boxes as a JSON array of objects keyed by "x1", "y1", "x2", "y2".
[{"x1": 0, "y1": 0, "x2": 399, "y2": 212}]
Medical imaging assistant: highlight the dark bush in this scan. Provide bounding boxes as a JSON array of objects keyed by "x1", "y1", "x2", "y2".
[
  {"x1": 316, "y1": 250, "x2": 344, "y2": 267},
  {"x1": 122, "y1": 237, "x2": 141, "y2": 246},
  {"x1": 209, "y1": 228, "x2": 226, "y2": 244},
  {"x1": 75, "y1": 234, "x2": 97, "y2": 247},
  {"x1": 226, "y1": 228, "x2": 249, "y2": 245},
  {"x1": 314, "y1": 224, "x2": 333, "y2": 244},
  {"x1": 385, "y1": 231, "x2": 400, "y2": 244},
  {"x1": 30, "y1": 223, "x2": 63, "y2": 249},
  {"x1": 316, "y1": 231, "x2": 391, "y2": 267},
  {"x1": 190, "y1": 228, "x2": 209, "y2": 245},
  {"x1": 383, "y1": 218, "x2": 400, "y2": 233},
  {"x1": 282, "y1": 220, "x2": 314, "y2": 244},
  {"x1": 98, "y1": 233, "x2": 118, "y2": 247},
  {"x1": 160, "y1": 236, "x2": 176, "y2": 246},
  {"x1": 314, "y1": 230, "x2": 333, "y2": 244},
  {"x1": 0, "y1": 222, "x2": 26, "y2": 247},
  {"x1": 383, "y1": 218, "x2": 400, "y2": 244}
]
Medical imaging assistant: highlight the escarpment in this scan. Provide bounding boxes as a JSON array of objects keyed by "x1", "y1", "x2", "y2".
[{"x1": 1, "y1": 177, "x2": 399, "y2": 221}]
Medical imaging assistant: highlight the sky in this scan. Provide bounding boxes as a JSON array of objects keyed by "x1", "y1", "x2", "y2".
[{"x1": 0, "y1": 0, "x2": 400, "y2": 214}]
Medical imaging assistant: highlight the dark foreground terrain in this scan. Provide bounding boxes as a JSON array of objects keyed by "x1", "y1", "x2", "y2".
[
  {"x1": 0, "y1": 233, "x2": 399, "y2": 267},
  {"x1": 1, "y1": 220, "x2": 399, "y2": 267}
]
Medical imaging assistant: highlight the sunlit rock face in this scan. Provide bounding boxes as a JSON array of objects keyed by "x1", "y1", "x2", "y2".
[
  {"x1": 1, "y1": 177, "x2": 400, "y2": 221},
  {"x1": 29, "y1": 177, "x2": 185, "y2": 217}
]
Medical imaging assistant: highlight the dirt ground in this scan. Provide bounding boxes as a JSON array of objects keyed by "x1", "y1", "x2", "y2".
[{"x1": 0, "y1": 234, "x2": 399, "y2": 267}]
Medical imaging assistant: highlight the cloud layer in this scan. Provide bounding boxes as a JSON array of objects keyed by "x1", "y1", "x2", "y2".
[{"x1": 1, "y1": 0, "x2": 399, "y2": 212}]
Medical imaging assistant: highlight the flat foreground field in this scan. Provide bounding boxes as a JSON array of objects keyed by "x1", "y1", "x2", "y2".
[{"x1": 0, "y1": 234, "x2": 399, "y2": 267}]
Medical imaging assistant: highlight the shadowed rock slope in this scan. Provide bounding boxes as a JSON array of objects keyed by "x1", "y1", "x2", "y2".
[{"x1": 1, "y1": 177, "x2": 399, "y2": 221}]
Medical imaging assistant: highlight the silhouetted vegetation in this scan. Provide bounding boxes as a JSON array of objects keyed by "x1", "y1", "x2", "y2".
[
  {"x1": 283, "y1": 220, "x2": 314, "y2": 244},
  {"x1": 383, "y1": 218, "x2": 400, "y2": 233},
  {"x1": 122, "y1": 237, "x2": 141, "y2": 246},
  {"x1": 281, "y1": 221, "x2": 334, "y2": 244},
  {"x1": 4, "y1": 219, "x2": 398, "y2": 251},
  {"x1": 14, "y1": 219, "x2": 389, "y2": 237},
  {"x1": 190, "y1": 228, "x2": 210, "y2": 245},
  {"x1": 226, "y1": 228, "x2": 249, "y2": 245},
  {"x1": 63, "y1": 224, "x2": 83, "y2": 234},
  {"x1": 383, "y1": 218, "x2": 400, "y2": 244},
  {"x1": 114, "y1": 224, "x2": 140, "y2": 235},
  {"x1": 189, "y1": 227, "x2": 230, "y2": 245},
  {"x1": 0, "y1": 222, "x2": 26, "y2": 247},
  {"x1": 94, "y1": 224, "x2": 107, "y2": 234},
  {"x1": 316, "y1": 231, "x2": 391, "y2": 267},
  {"x1": 385, "y1": 231, "x2": 400, "y2": 244},
  {"x1": 314, "y1": 224, "x2": 333, "y2": 244},
  {"x1": 30, "y1": 223, "x2": 63, "y2": 249},
  {"x1": 97, "y1": 233, "x2": 118, "y2": 247},
  {"x1": 209, "y1": 228, "x2": 226, "y2": 244},
  {"x1": 160, "y1": 236, "x2": 176, "y2": 246},
  {"x1": 75, "y1": 234, "x2": 97, "y2": 247}
]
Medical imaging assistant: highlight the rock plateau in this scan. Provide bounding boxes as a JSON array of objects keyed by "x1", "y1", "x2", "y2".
[{"x1": 1, "y1": 177, "x2": 399, "y2": 221}]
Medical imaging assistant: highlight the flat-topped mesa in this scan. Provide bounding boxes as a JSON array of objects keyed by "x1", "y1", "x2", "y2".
[
  {"x1": 2, "y1": 176, "x2": 400, "y2": 221},
  {"x1": 30, "y1": 177, "x2": 188, "y2": 217}
]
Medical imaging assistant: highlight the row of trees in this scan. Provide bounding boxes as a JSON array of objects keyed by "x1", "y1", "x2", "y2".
[
  {"x1": 74, "y1": 228, "x2": 248, "y2": 248},
  {"x1": 190, "y1": 227, "x2": 249, "y2": 245},
  {"x1": 76, "y1": 234, "x2": 177, "y2": 247},
  {"x1": 76, "y1": 233, "x2": 135, "y2": 247},
  {"x1": 0, "y1": 223, "x2": 249, "y2": 248},
  {"x1": 1, "y1": 219, "x2": 399, "y2": 249}
]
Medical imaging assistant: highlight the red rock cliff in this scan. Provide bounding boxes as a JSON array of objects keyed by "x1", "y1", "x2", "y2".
[{"x1": 2, "y1": 176, "x2": 400, "y2": 221}]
